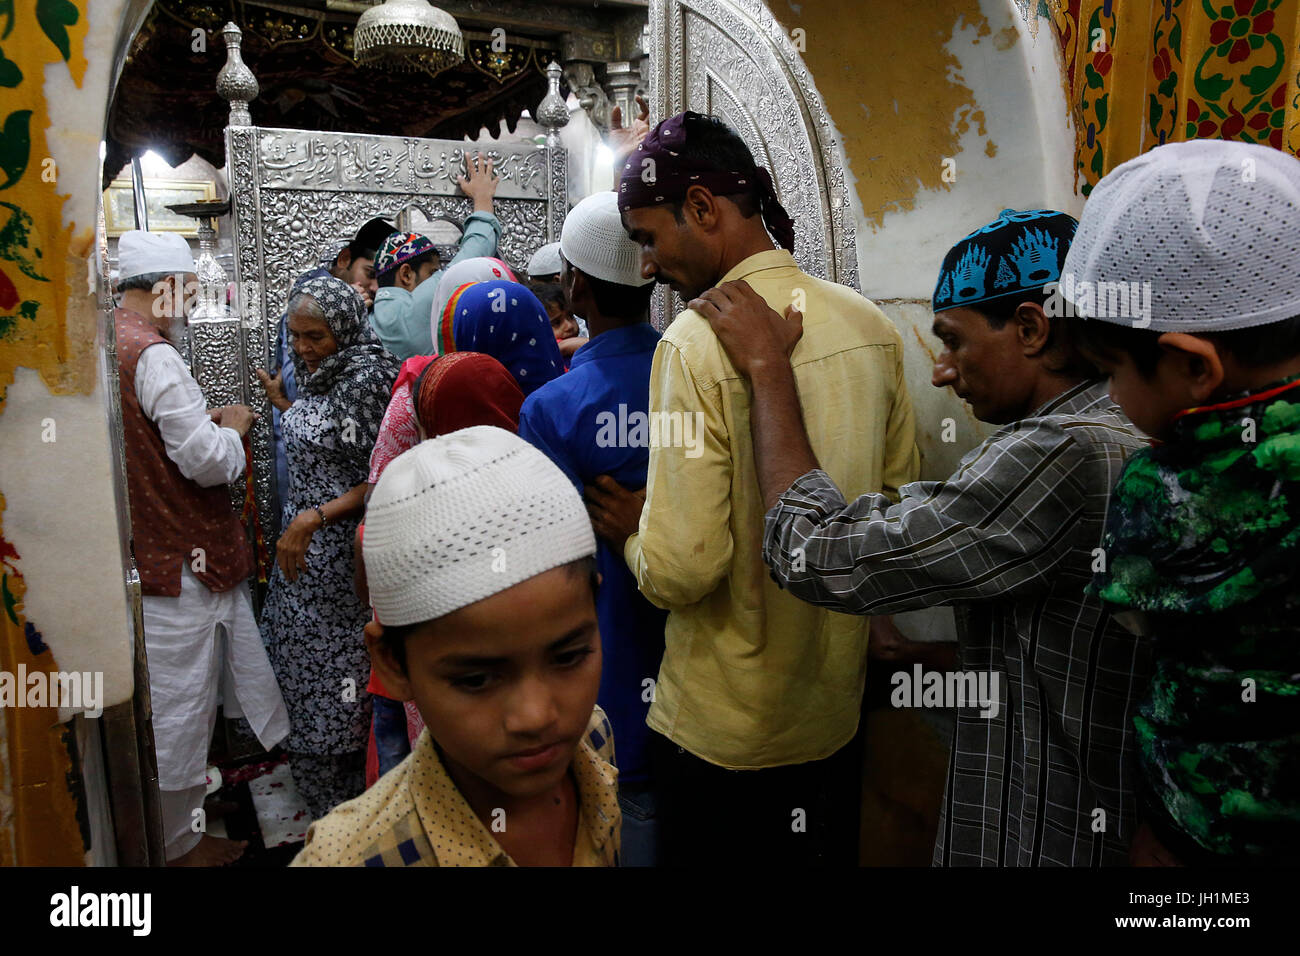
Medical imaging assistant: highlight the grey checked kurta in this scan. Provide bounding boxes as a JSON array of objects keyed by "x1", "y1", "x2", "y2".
[{"x1": 762, "y1": 380, "x2": 1154, "y2": 866}]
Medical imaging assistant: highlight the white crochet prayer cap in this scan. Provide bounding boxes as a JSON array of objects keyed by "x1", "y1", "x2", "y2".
[
  {"x1": 1062, "y1": 139, "x2": 1300, "y2": 332},
  {"x1": 363, "y1": 425, "x2": 597, "y2": 626},
  {"x1": 561, "y1": 191, "x2": 654, "y2": 287},
  {"x1": 117, "y1": 230, "x2": 196, "y2": 280},
  {"x1": 527, "y1": 241, "x2": 563, "y2": 278}
]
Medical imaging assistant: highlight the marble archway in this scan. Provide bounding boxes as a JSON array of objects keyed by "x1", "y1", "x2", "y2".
[{"x1": 0, "y1": 0, "x2": 156, "y2": 866}]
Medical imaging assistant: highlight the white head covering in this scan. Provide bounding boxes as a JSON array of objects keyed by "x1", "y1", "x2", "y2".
[
  {"x1": 117, "y1": 230, "x2": 196, "y2": 280},
  {"x1": 1062, "y1": 139, "x2": 1300, "y2": 332},
  {"x1": 561, "y1": 191, "x2": 654, "y2": 287},
  {"x1": 527, "y1": 241, "x2": 563, "y2": 278},
  {"x1": 363, "y1": 425, "x2": 596, "y2": 626},
  {"x1": 429, "y1": 256, "x2": 516, "y2": 342}
]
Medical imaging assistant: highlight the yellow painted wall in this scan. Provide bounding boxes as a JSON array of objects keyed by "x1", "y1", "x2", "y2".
[
  {"x1": 771, "y1": 0, "x2": 999, "y2": 230},
  {"x1": 1, "y1": 0, "x2": 134, "y2": 866}
]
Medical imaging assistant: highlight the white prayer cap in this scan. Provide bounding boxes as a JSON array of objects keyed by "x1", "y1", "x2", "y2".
[
  {"x1": 527, "y1": 241, "x2": 563, "y2": 278},
  {"x1": 117, "y1": 230, "x2": 196, "y2": 280},
  {"x1": 363, "y1": 426, "x2": 596, "y2": 627},
  {"x1": 1062, "y1": 139, "x2": 1300, "y2": 332},
  {"x1": 561, "y1": 191, "x2": 653, "y2": 288}
]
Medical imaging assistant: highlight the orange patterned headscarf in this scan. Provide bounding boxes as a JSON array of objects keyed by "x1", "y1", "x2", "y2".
[{"x1": 413, "y1": 351, "x2": 524, "y2": 437}]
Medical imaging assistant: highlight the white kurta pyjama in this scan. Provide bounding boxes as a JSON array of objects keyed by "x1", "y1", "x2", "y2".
[{"x1": 135, "y1": 344, "x2": 289, "y2": 792}]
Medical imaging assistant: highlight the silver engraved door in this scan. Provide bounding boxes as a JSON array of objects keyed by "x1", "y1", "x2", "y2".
[
  {"x1": 646, "y1": 0, "x2": 858, "y2": 303},
  {"x1": 218, "y1": 126, "x2": 566, "y2": 553}
]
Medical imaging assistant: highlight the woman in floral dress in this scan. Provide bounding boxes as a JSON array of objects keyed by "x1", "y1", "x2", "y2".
[{"x1": 256, "y1": 274, "x2": 399, "y2": 820}]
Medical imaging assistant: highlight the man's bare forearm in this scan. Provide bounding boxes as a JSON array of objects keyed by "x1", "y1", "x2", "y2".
[{"x1": 747, "y1": 360, "x2": 821, "y2": 511}]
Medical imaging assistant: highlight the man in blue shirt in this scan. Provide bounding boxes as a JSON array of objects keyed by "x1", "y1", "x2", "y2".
[{"x1": 516, "y1": 191, "x2": 666, "y2": 866}]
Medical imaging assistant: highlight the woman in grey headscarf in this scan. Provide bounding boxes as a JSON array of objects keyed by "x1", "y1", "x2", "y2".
[{"x1": 256, "y1": 275, "x2": 399, "y2": 820}]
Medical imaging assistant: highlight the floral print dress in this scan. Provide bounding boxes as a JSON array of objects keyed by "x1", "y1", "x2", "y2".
[{"x1": 259, "y1": 275, "x2": 398, "y2": 816}]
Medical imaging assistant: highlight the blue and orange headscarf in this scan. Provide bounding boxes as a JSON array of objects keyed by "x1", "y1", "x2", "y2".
[
  {"x1": 430, "y1": 256, "x2": 516, "y2": 351},
  {"x1": 437, "y1": 279, "x2": 563, "y2": 396}
]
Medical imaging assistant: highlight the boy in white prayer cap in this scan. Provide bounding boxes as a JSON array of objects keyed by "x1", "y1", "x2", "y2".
[
  {"x1": 292, "y1": 426, "x2": 620, "y2": 867},
  {"x1": 526, "y1": 241, "x2": 563, "y2": 282},
  {"x1": 1063, "y1": 140, "x2": 1300, "y2": 865}
]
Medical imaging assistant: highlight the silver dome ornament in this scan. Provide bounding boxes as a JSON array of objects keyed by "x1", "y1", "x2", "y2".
[
  {"x1": 353, "y1": 0, "x2": 466, "y2": 76},
  {"x1": 536, "y1": 61, "x2": 570, "y2": 149},
  {"x1": 217, "y1": 22, "x2": 259, "y2": 126}
]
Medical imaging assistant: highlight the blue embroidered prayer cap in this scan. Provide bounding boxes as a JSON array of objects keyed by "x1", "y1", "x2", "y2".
[{"x1": 932, "y1": 208, "x2": 1078, "y2": 314}]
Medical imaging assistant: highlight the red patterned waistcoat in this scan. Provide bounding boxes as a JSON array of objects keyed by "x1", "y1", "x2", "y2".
[{"x1": 115, "y1": 307, "x2": 252, "y2": 597}]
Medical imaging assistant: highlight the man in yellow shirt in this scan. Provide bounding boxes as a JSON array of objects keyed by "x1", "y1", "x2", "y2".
[{"x1": 585, "y1": 112, "x2": 918, "y2": 865}]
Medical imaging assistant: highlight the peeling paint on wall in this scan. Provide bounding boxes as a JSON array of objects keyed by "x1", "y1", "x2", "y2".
[
  {"x1": 994, "y1": 25, "x2": 1020, "y2": 49},
  {"x1": 771, "y1": 0, "x2": 998, "y2": 230}
]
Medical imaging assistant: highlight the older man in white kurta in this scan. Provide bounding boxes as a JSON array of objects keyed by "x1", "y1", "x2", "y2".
[{"x1": 115, "y1": 230, "x2": 288, "y2": 866}]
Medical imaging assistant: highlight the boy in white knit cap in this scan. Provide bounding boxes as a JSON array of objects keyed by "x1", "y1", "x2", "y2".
[
  {"x1": 1062, "y1": 140, "x2": 1300, "y2": 865},
  {"x1": 292, "y1": 426, "x2": 620, "y2": 867}
]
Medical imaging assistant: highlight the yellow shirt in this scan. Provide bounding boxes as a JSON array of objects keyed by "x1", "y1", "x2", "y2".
[
  {"x1": 290, "y1": 707, "x2": 620, "y2": 866},
  {"x1": 625, "y1": 249, "x2": 919, "y2": 769}
]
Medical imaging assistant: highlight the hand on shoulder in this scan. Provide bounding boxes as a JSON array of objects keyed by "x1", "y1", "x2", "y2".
[{"x1": 689, "y1": 279, "x2": 803, "y2": 378}]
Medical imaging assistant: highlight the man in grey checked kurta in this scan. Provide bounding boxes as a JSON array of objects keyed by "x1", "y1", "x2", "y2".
[
  {"x1": 762, "y1": 380, "x2": 1149, "y2": 865},
  {"x1": 687, "y1": 209, "x2": 1153, "y2": 866}
]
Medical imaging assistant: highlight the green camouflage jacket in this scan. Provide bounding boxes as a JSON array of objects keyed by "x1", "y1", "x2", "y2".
[{"x1": 1091, "y1": 374, "x2": 1300, "y2": 862}]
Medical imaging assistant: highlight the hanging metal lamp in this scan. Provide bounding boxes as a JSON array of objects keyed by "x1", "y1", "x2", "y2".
[{"x1": 353, "y1": 0, "x2": 466, "y2": 76}]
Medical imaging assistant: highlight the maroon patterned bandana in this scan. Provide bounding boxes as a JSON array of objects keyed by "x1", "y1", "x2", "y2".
[{"x1": 617, "y1": 110, "x2": 796, "y2": 253}]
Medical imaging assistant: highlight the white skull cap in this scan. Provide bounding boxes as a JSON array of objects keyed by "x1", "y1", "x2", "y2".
[
  {"x1": 117, "y1": 230, "x2": 196, "y2": 280},
  {"x1": 363, "y1": 426, "x2": 596, "y2": 626},
  {"x1": 526, "y1": 241, "x2": 563, "y2": 278},
  {"x1": 1062, "y1": 139, "x2": 1300, "y2": 331},
  {"x1": 561, "y1": 191, "x2": 655, "y2": 287}
]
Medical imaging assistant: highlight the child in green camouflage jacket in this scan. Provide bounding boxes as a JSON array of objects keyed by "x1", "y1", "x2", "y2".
[{"x1": 1062, "y1": 139, "x2": 1300, "y2": 865}]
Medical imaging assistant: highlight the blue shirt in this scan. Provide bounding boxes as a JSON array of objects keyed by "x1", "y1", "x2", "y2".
[
  {"x1": 369, "y1": 211, "x2": 502, "y2": 360},
  {"x1": 517, "y1": 322, "x2": 668, "y2": 786},
  {"x1": 370, "y1": 283, "x2": 437, "y2": 361}
]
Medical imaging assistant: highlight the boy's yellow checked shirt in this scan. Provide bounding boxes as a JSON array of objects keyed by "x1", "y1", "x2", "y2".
[{"x1": 291, "y1": 707, "x2": 620, "y2": 866}]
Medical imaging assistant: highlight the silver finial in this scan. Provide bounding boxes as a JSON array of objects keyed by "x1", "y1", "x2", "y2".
[
  {"x1": 217, "y1": 22, "x2": 259, "y2": 127},
  {"x1": 536, "y1": 61, "x2": 570, "y2": 149}
]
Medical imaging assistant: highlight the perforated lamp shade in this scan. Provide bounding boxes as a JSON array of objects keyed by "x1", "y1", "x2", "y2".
[{"x1": 353, "y1": 0, "x2": 465, "y2": 76}]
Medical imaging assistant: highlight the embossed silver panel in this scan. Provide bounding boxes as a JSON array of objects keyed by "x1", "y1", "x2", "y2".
[
  {"x1": 257, "y1": 129, "x2": 553, "y2": 199},
  {"x1": 646, "y1": 0, "x2": 859, "y2": 325},
  {"x1": 223, "y1": 124, "x2": 566, "y2": 542}
]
